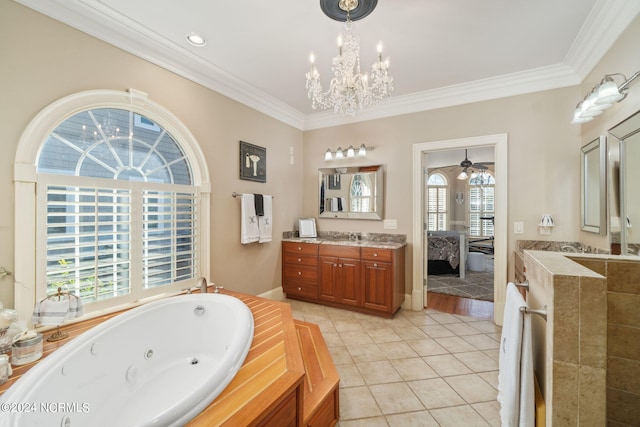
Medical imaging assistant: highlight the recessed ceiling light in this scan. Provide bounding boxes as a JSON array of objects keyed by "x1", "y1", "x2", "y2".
[{"x1": 186, "y1": 33, "x2": 207, "y2": 47}]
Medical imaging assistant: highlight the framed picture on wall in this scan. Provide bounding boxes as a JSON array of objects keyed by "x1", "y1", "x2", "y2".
[{"x1": 239, "y1": 141, "x2": 266, "y2": 182}]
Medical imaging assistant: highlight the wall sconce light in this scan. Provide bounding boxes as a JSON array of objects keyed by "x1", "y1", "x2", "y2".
[
  {"x1": 572, "y1": 71, "x2": 640, "y2": 124},
  {"x1": 324, "y1": 144, "x2": 372, "y2": 161},
  {"x1": 538, "y1": 214, "x2": 554, "y2": 235}
]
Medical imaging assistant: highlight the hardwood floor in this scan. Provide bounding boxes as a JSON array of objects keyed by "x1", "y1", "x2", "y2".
[{"x1": 426, "y1": 291, "x2": 494, "y2": 321}]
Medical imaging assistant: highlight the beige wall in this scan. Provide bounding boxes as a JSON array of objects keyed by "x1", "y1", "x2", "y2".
[
  {"x1": 0, "y1": 1, "x2": 304, "y2": 306},
  {"x1": 1, "y1": 0, "x2": 639, "y2": 310},
  {"x1": 303, "y1": 14, "x2": 640, "y2": 295},
  {"x1": 303, "y1": 87, "x2": 584, "y2": 292},
  {"x1": 580, "y1": 15, "x2": 640, "y2": 249}
]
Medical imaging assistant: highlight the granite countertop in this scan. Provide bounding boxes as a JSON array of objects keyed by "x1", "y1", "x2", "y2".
[
  {"x1": 515, "y1": 239, "x2": 609, "y2": 255},
  {"x1": 282, "y1": 231, "x2": 407, "y2": 250}
]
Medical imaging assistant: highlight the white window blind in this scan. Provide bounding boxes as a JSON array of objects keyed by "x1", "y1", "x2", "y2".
[
  {"x1": 37, "y1": 107, "x2": 199, "y2": 311},
  {"x1": 469, "y1": 185, "x2": 494, "y2": 237},
  {"x1": 45, "y1": 184, "x2": 132, "y2": 302},
  {"x1": 427, "y1": 173, "x2": 448, "y2": 231}
]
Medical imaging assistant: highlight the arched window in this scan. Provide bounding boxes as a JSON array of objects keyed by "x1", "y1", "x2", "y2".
[
  {"x1": 468, "y1": 171, "x2": 495, "y2": 237},
  {"x1": 14, "y1": 90, "x2": 211, "y2": 320},
  {"x1": 427, "y1": 172, "x2": 448, "y2": 231}
]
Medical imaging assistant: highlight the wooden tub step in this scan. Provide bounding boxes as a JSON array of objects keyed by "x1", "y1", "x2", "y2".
[{"x1": 294, "y1": 320, "x2": 340, "y2": 427}]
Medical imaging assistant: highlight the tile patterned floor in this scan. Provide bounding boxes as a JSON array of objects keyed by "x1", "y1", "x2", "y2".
[
  {"x1": 286, "y1": 298, "x2": 502, "y2": 426},
  {"x1": 428, "y1": 271, "x2": 495, "y2": 301}
]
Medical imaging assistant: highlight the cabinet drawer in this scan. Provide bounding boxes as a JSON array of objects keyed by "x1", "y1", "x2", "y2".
[
  {"x1": 283, "y1": 241, "x2": 318, "y2": 255},
  {"x1": 283, "y1": 252, "x2": 318, "y2": 267},
  {"x1": 283, "y1": 282, "x2": 318, "y2": 299},
  {"x1": 284, "y1": 265, "x2": 317, "y2": 282},
  {"x1": 361, "y1": 247, "x2": 393, "y2": 262},
  {"x1": 318, "y1": 244, "x2": 360, "y2": 259}
]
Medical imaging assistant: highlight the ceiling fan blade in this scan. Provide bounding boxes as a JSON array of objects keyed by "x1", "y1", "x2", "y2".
[{"x1": 472, "y1": 161, "x2": 495, "y2": 168}]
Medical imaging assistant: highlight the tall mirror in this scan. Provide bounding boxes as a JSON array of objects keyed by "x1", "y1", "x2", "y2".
[
  {"x1": 609, "y1": 109, "x2": 640, "y2": 255},
  {"x1": 319, "y1": 165, "x2": 384, "y2": 220},
  {"x1": 581, "y1": 136, "x2": 607, "y2": 234}
]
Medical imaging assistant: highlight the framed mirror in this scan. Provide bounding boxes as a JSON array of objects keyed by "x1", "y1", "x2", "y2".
[
  {"x1": 581, "y1": 136, "x2": 607, "y2": 234},
  {"x1": 609, "y1": 109, "x2": 640, "y2": 255},
  {"x1": 319, "y1": 165, "x2": 384, "y2": 220}
]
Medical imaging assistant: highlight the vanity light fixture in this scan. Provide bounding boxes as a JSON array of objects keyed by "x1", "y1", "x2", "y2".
[
  {"x1": 324, "y1": 143, "x2": 371, "y2": 161},
  {"x1": 572, "y1": 70, "x2": 640, "y2": 124}
]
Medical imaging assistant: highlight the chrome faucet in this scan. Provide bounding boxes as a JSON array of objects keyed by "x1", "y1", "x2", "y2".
[
  {"x1": 197, "y1": 277, "x2": 208, "y2": 293},
  {"x1": 560, "y1": 245, "x2": 578, "y2": 253}
]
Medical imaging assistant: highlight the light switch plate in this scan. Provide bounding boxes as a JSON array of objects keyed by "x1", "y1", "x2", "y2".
[
  {"x1": 384, "y1": 219, "x2": 398, "y2": 229},
  {"x1": 514, "y1": 221, "x2": 524, "y2": 234}
]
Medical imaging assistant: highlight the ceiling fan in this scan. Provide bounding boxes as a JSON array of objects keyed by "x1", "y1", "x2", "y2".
[{"x1": 457, "y1": 149, "x2": 494, "y2": 180}]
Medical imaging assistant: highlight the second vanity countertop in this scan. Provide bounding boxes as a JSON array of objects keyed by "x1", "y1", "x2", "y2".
[{"x1": 283, "y1": 231, "x2": 407, "y2": 250}]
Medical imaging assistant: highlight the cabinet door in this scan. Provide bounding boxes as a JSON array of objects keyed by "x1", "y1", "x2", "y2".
[
  {"x1": 319, "y1": 257, "x2": 339, "y2": 303},
  {"x1": 338, "y1": 258, "x2": 361, "y2": 306},
  {"x1": 362, "y1": 260, "x2": 392, "y2": 313}
]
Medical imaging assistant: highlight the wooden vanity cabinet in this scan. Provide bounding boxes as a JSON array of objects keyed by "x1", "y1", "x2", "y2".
[
  {"x1": 282, "y1": 242, "x2": 319, "y2": 299},
  {"x1": 362, "y1": 247, "x2": 405, "y2": 315},
  {"x1": 282, "y1": 241, "x2": 405, "y2": 317},
  {"x1": 318, "y1": 245, "x2": 361, "y2": 307}
]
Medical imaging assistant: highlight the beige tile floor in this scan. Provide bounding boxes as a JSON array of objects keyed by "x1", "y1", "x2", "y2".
[{"x1": 286, "y1": 298, "x2": 502, "y2": 426}]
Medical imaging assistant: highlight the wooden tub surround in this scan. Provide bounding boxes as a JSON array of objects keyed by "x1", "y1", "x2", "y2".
[{"x1": 0, "y1": 290, "x2": 340, "y2": 427}]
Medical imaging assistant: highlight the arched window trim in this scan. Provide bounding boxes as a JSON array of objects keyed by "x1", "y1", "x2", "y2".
[
  {"x1": 14, "y1": 89, "x2": 211, "y2": 325},
  {"x1": 426, "y1": 172, "x2": 449, "y2": 231}
]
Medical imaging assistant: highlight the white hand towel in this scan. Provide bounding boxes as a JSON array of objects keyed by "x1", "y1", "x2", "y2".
[
  {"x1": 31, "y1": 294, "x2": 84, "y2": 325},
  {"x1": 498, "y1": 283, "x2": 535, "y2": 427},
  {"x1": 258, "y1": 195, "x2": 273, "y2": 243},
  {"x1": 240, "y1": 193, "x2": 259, "y2": 244},
  {"x1": 331, "y1": 197, "x2": 339, "y2": 212}
]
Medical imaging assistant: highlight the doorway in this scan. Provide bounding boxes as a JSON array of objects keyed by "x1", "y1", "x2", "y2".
[
  {"x1": 411, "y1": 134, "x2": 508, "y2": 325},
  {"x1": 425, "y1": 147, "x2": 495, "y2": 302}
]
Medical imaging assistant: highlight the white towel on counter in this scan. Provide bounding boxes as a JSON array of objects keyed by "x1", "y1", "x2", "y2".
[
  {"x1": 258, "y1": 195, "x2": 273, "y2": 243},
  {"x1": 498, "y1": 282, "x2": 535, "y2": 427},
  {"x1": 31, "y1": 294, "x2": 84, "y2": 325},
  {"x1": 240, "y1": 193, "x2": 259, "y2": 244}
]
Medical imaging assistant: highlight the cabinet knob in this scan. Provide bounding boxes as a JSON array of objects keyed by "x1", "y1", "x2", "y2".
[
  {"x1": 298, "y1": 271, "x2": 302, "y2": 275},
  {"x1": 339, "y1": 264, "x2": 343, "y2": 267},
  {"x1": 297, "y1": 287, "x2": 302, "y2": 291},
  {"x1": 373, "y1": 253, "x2": 378, "y2": 257},
  {"x1": 297, "y1": 247, "x2": 302, "y2": 251},
  {"x1": 297, "y1": 258, "x2": 301, "y2": 262},
  {"x1": 333, "y1": 263, "x2": 337, "y2": 267},
  {"x1": 374, "y1": 263, "x2": 378, "y2": 267}
]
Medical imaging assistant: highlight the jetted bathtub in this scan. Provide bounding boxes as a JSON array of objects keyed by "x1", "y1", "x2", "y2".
[{"x1": 0, "y1": 293, "x2": 254, "y2": 427}]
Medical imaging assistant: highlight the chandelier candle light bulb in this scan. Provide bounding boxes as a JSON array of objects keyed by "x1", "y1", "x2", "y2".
[{"x1": 306, "y1": 1, "x2": 393, "y2": 116}]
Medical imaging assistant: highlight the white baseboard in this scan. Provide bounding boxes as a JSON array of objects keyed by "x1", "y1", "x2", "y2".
[
  {"x1": 258, "y1": 286, "x2": 286, "y2": 301},
  {"x1": 258, "y1": 288, "x2": 421, "y2": 314}
]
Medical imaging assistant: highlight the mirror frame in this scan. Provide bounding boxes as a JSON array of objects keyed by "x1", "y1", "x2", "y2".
[
  {"x1": 318, "y1": 165, "x2": 384, "y2": 220},
  {"x1": 580, "y1": 136, "x2": 607, "y2": 234},
  {"x1": 609, "y1": 109, "x2": 640, "y2": 255}
]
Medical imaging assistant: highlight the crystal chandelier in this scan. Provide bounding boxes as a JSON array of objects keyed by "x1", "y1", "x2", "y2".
[{"x1": 305, "y1": 0, "x2": 393, "y2": 116}]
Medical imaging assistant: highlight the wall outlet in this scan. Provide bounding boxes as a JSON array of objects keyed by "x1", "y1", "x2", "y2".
[
  {"x1": 514, "y1": 221, "x2": 524, "y2": 234},
  {"x1": 383, "y1": 219, "x2": 398, "y2": 229}
]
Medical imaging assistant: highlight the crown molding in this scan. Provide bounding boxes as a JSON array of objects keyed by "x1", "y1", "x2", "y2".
[
  {"x1": 15, "y1": 0, "x2": 640, "y2": 131},
  {"x1": 14, "y1": 0, "x2": 307, "y2": 129},
  {"x1": 303, "y1": 64, "x2": 580, "y2": 130},
  {"x1": 563, "y1": 0, "x2": 640, "y2": 80}
]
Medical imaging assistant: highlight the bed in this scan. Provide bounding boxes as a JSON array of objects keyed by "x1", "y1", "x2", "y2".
[{"x1": 427, "y1": 231, "x2": 466, "y2": 279}]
